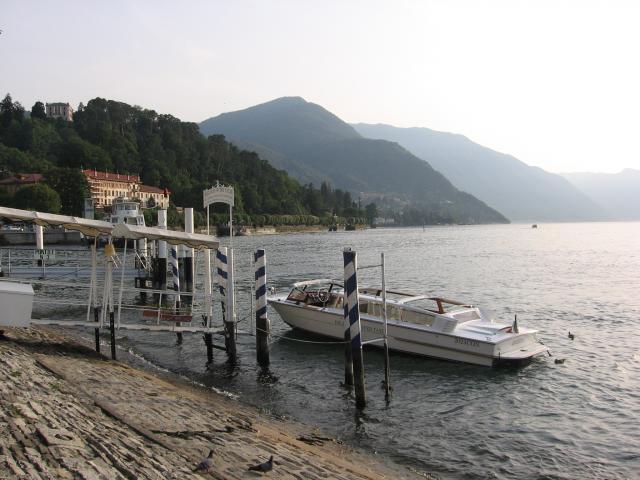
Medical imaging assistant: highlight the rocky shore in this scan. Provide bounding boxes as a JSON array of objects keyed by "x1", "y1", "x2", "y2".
[{"x1": 0, "y1": 327, "x2": 424, "y2": 479}]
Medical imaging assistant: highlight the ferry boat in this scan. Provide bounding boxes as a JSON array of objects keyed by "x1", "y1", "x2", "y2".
[
  {"x1": 109, "y1": 197, "x2": 145, "y2": 227},
  {"x1": 268, "y1": 279, "x2": 548, "y2": 367}
]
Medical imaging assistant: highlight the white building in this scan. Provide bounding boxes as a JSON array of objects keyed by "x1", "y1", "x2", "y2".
[
  {"x1": 82, "y1": 169, "x2": 170, "y2": 210},
  {"x1": 46, "y1": 102, "x2": 74, "y2": 121}
]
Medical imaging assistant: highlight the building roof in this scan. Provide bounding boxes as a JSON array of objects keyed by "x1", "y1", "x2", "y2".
[
  {"x1": 0, "y1": 173, "x2": 44, "y2": 185},
  {"x1": 82, "y1": 169, "x2": 140, "y2": 183},
  {"x1": 46, "y1": 102, "x2": 71, "y2": 107},
  {"x1": 139, "y1": 184, "x2": 168, "y2": 194}
]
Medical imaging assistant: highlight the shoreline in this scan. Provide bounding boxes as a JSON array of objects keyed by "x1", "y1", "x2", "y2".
[{"x1": 0, "y1": 326, "x2": 428, "y2": 479}]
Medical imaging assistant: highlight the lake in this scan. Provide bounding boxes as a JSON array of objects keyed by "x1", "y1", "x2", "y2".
[{"x1": 69, "y1": 222, "x2": 640, "y2": 479}]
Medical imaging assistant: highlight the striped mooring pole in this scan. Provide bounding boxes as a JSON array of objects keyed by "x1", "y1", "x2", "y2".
[
  {"x1": 344, "y1": 248, "x2": 366, "y2": 409},
  {"x1": 254, "y1": 248, "x2": 270, "y2": 366},
  {"x1": 170, "y1": 244, "x2": 183, "y2": 344},
  {"x1": 216, "y1": 247, "x2": 236, "y2": 361}
]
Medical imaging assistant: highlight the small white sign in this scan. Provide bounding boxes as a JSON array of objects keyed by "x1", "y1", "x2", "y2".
[
  {"x1": 33, "y1": 249, "x2": 56, "y2": 260},
  {"x1": 203, "y1": 182, "x2": 235, "y2": 208}
]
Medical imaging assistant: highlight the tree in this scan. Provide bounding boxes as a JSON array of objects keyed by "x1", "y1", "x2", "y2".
[
  {"x1": 1, "y1": 94, "x2": 15, "y2": 127},
  {"x1": 31, "y1": 101, "x2": 46, "y2": 120},
  {"x1": 13, "y1": 183, "x2": 61, "y2": 213},
  {"x1": 45, "y1": 168, "x2": 88, "y2": 216},
  {"x1": 365, "y1": 202, "x2": 378, "y2": 225}
]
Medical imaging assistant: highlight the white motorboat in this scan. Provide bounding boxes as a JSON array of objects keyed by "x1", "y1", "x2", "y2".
[{"x1": 268, "y1": 279, "x2": 548, "y2": 367}]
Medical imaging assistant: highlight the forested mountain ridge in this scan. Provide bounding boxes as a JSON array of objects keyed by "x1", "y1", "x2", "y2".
[
  {"x1": 200, "y1": 97, "x2": 508, "y2": 224},
  {"x1": 353, "y1": 123, "x2": 608, "y2": 222},
  {"x1": 0, "y1": 94, "x2": 368, "y2": 225}
]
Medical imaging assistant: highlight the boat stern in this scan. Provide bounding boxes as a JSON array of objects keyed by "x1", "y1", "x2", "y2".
[{"x1": 493, "y1": 331, "x2": 548, "y2": 365}]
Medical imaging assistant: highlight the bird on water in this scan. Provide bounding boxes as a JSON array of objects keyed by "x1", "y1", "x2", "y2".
[
  {"x1": 193, "y1": 449, "x2": 214, "y2": 473},
  {"x1": 568, "y1": 331, "x2": 575, "y2": 340},
  {"x1": 248, "y1": 455, "x2": 274, "y2": 473},
  {"x1": 554, "y1": 358, "x2": 566, "y2": 364}
]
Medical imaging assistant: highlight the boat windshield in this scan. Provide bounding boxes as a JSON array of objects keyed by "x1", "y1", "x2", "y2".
[{"x1": 286, "y1": 286, "x2": 343, "y2": 309}]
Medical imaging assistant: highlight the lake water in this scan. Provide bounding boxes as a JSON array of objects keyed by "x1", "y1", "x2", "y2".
[{"x1": 54, "y1": 223, "x2": 640, "y2": 479}]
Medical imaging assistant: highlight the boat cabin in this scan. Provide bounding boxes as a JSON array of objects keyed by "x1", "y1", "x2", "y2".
[
  {"x1": 109, "y1": 197, "x2": 145, "y2": 226},
  {"x1": 284, "y1": 280, "x2": 477, "y2": 329}
]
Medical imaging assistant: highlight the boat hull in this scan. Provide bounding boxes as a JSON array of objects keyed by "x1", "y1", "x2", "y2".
[{"x1": 269, "y1": 300, "x2": 546, "y2": 367}]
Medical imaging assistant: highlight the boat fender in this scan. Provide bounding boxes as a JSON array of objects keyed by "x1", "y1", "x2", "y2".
[{"x1": 104, "y1": 243, "x2": 116, "y2": 258}]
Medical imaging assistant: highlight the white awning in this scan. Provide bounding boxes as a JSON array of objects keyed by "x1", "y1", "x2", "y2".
[
  {"x1": 111, "y1": 224, "x2": 218, "y2": 250},
  {"x1": 0, "y1": 206, "x2": 113, "y2": 237}
]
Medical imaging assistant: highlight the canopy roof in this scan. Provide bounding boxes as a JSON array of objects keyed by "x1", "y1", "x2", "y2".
[
  {"x1": 0, "y1": 206, "x2": 113, "y2": 237},
  {"x1": 0, "y1": 206, "x2": 218, "y2": 249},
  {"x1": 111, "y1": 224, "x2": 218, "y2": 250}
]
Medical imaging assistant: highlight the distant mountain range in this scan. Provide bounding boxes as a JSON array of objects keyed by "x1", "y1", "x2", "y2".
[
  {"x1": 353, "y1": 124, "x2": 608, "y2": 222},
  {"x1": 561, "y1": 169, "x2": 640, "y2": 220},
  {"x1": 200, "y1": 97, "x2": 508, "y2": 224}
]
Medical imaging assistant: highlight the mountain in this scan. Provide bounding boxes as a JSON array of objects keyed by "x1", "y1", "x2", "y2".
[
  {"x1": 353, "y1": 123, "x2": 608, "y2": 222},
  {"x1": 561, "y1": 169, "x2": 640, "y2": 220},
  {"x1": 200, "y1": 97, "x2": 508, "y2": 224}
]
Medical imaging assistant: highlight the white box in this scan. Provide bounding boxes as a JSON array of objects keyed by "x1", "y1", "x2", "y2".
[{"x1": 0, "y1": 281, "x2": 34, "y2": 327}]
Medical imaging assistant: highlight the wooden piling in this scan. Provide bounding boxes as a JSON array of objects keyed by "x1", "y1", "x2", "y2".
[
  {"x1": 204, "y1": 332, "x2": 214, "y2": 364},
  {"x1": 109, "y1": 311, "x2": 116, "y2": 360},
  {"x1": 94, "y1": 307, "x2": 100, "y2": 354},
  {"x1": 254, "y1": 248, "x2": 270, "y2": 366},
  {"x1": 343, "y1": 248, "x2": 366, "y2": 409}
]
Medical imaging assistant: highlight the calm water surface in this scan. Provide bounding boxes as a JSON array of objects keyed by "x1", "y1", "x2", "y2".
[{"x1": 63, "y1": 223, "x2": 640, "y2": 479}]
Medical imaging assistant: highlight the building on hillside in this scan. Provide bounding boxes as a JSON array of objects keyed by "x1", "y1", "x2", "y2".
[
  {"x1": 0, "y1": 173, "x2": 44, "y2": 195},
  {"x1": 82, "y1": 169, "x2": 170, "y2": 209},
  {"x1": 46, "y1": 103, "x2": 74, "y2": 121}
]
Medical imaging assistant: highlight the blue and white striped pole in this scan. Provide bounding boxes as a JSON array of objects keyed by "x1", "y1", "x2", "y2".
[
  {"x1": 254, "y1": 248, "x2": 270, "y2": 365},
  {"x1": 344, "y1": 248, "x2": 366, "y2": 409},
  {"x1": 215, "y1": 247, "x2": 228, "y2": 321},
  {"x1": 216, "y1": 246, "x2": 236, "y2": 361},
  {"x1": 170, "y1": 244, "x2": 180, "y2": 307}
]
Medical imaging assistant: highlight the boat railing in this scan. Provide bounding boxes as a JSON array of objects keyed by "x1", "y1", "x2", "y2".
[{"x1": 0, "y1": 246, "x2": 151, "y2": 279}]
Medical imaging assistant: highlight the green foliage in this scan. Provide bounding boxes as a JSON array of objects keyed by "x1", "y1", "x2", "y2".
[
  {"x1": 45, "y1": 168, "x2": 89, "y2": 216},
  {"x1": 13, "y1": 183, "x2": 61, "y2": 213},
  {"x1": 365, "y1": 203, "x2": 378, "y2": 225},
  {"x1": 0, "y1": 144, "x2": 51, "y2": 174},
  {"x1": 31, "y1": 101, "x2": 46, "y2": 120},
  {"x1": 0, "y1": 93, "x2": 369, "y2": 224}
]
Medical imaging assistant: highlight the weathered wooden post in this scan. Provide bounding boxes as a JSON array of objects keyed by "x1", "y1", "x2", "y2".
[
  {"x1": 254, "y1": 248, "x2": 270, "y2": 366},
  {"x1": 344, "y1": 248, "x2": 366, "y2": 409},
  {"x1": 94, "y1": 306, "x2": 101, "y2": 353},
  {"x1": 109, "y1": 311, "x2": 116, "y2": 360},
  {"x1": 204, "y1": 330, "x2": 214, "y2": 364}
]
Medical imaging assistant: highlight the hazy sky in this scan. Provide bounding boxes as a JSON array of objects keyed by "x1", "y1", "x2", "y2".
[{"x1": 2, "y1": 0, "x2": 639, "y2": 173}]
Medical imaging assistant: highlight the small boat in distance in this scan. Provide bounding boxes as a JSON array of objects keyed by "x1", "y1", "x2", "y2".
[{"x1": 269, "y1": 280, "x2": 548, "y2": 367}]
